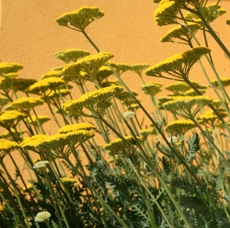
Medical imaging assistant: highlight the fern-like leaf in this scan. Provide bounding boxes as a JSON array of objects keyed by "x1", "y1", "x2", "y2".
[{"x1": 188, "y1": 132, "x2": 200, "y2": 162}]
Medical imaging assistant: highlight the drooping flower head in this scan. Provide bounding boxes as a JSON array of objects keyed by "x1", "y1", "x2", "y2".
[
  {"x1": 56, "y1": 6, "x2": 104, "y2": 32},
  {"x1": 63, "y1": 86, "x2": 123, "y2": 117},
  {"x1": 166, "y1": 119, "x2": 196, "y2": 135},
  {"x1": 55, "y1": 49, "x2": 90, "y2": 63},
  {"x1": 62, "y1": 52, "x2": 114, "y2": 84},
  {"x1": 145, "y1": 47, "x2": 211, "y2": 81}
]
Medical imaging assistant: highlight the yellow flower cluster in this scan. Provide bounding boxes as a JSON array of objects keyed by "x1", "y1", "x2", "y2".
[
  {"x1": 58, "y1": 123, "x2": 96, "y2": 134},
  {"x1": 103, "y1": 135, "x2": 141, "y2": 155},
  {"x1": 162, "y1": 96, "x2": 213, "y2": 118},
  {"x1": 166, "y1": 119, "x2": 196, "y2": 135},
  {"x1": 109, "y1": 62, "x2": 132, "y2": 75},
  {"x1": 26, "y1": 115, "x2": 50, "y2": 127},
  {"x1": 62, "y1": 52, "x2": 114, "y2": 83},
  {"x1": 145, "y1": 47, "x2": 211, "y2": 80},
  {"x1": 55, "y1": 48, "x2": 90, "y2": 63},
  {"x1": 160, "y1": 22, "x2": 200, "y2": 43},
  {"x1": 141, "y1": 82, "x2": 162, "y2": 96},
  {"x1": 56, "y1": 6, "x2": 104, "y2": 31},
  {"x1": 0, "y1": 110, "x2": 27, "y2": 128},
  {"x1": 0, "y1": 139, "x2": 19, "y2": 158},
  {"x1": 9, "y1": 97, "x2": 44, "y2": 111},
  {"x1": 26, "y1": 77, "x2": 66, "y2": 95},
  {"x1": 63, "y1": 86, "x2": 123, "y2": 117},
  {"x1": 0, "y1": 62, "x2": 23, "y2": 75},
  {"x1": 211, "y1": 78, "x2": 230, "y2": 88}
]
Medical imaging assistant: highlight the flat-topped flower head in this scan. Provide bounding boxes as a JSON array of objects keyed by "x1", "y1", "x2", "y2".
[
  {"x1": 0, "y1": 96, "x2": 9, "y2": 107},
  {"x1": 141, "y1": 82, "x2": 162, "y2": 96},
  {"x1": 162, "y1": 96, "x2": 213, "y2": 118},
  {"x1": 35, "y1": 211, "x2": 51, "y2": 222},
  {"x1": 165, "y1": 82, "x2": 190, "y2": 95},
  {"x1": 139, "y1": 127, "x2": 157, "y2": 139},
  {"x1": 145, "y1": 47, "x2": 211, "y2": 81},
  {"x1": 2, "y1": 73, "x2": 19, "y2": 79},
  {"x1": 26, "y1": 115, "x2": 50, "y2": 127},
  {"x1": 100, "y1": 80, "x2": 120, "y2": 88},
  {"x1": 96, "y1": 66, "x2": 113, "y2": 84},
  {"x1": 103, "y1": 135, "x2": 141, "y2": 155},
  {"x1": 60, "y1": 177, "x2": 76, "y2": 185},
  {"x1": 63, "y1": 86, "x2": 123, "y2": 117},
  {"x1": 20, "y1": 134, "x2": 49, "y2": 150},
  {"x1": 62, "y1": 52, "x2": 114, "y2": 83},
  {"x1": 211, "y1": 78, "x2": 230, "y2": 88},
  {"x1": 184, "y1": 88, "x2": 206, "y2": 96},
  {"x1": 123, "y1": 111, "x2": 135, "y2": 119},
  {"x1": 154, "y1": 1, "x2": 178, "y2": 26},
  {"x1": 0, "y1": 110, "x2": 27, "y2": 128},
  {"x1": 40, "y1": 88, "x2": 70, "y2": 101},
  {"x1": 56, "y1": 6, "x2": 104, "y2": 31},
  {"x1": 0, "y1": 139, "x2": 19, "y2": 158},
  {"x1": 55, "y1": 49, "x2": 90, "y2": 63},
  {"x1": 0, "y1": 62, "x2": 23, "y2": 75},
  {"x1": 157, "y1": 96, "x2": 174, "y2": 109},
  {"x1": 33, "y1": 160, "x2": 49, "y2": 169},
  {"x1": 41, "y1": 69, "x2": 62, "y2": 80},
  {"x1": 166, "y1": 119, "x2": 196, "y2": 135},
  {"x1": 26, "y1": 77, "x2": 66, "y2": 95},
  {"x1": 160, "y1": 22, "x2": 201, "y2": 44},
  {"x1": 185, "y1": 4, "x2": 226, "y2": 23},
  {"x1": 9, "y1": 97, "x2": 44, "y2": 111},
  {"x1": 131, "y1": 64, "x2": 150, "y2": 75},
  {"x1": 58, "y1": 123, "x2": 96, "y2": 134},
  {"x1": 109, "y1": 62, "x2": 132, "y2": 75},
  {"x1": 38, "y1": 130, "x2": 94, "y2": 156},
  {"x1": 198, "y1": 109, "x2": 228, "y2": 127},
  {"x1": 13, "y1": 78, "x2": 37, "y2": 92}
]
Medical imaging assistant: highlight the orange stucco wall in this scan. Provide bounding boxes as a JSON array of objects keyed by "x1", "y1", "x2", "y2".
[{"x1": 0, "y1": 1, "x2": 230, "y2": 129}]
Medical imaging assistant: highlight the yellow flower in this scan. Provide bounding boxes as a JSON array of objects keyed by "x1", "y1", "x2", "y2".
[
  {"x1": 157, "y1": 96, "x2": 174, "y2": 109},
  {"x1": 140, "y1": 82, "x2": 162, "y2": 96},
  {"x1": 160, "y1": 22, "x2": 200, "y2": 43},
  {"x1": 26, "y1": 77, "x2": 66, "y2": 95},
  {"x1": 14, "y1": 78, "x2": 37, "y2": 92},
  {"x1": 0, "y1": 204, "x2": 5, "y2": 213},
  {"x1": 58, "y1": 123, "x2": 96, "y2": 134},
  {"x1": 131, "y1": 64, "x2": 150, "y2": 75},
  {"x1": 56, "y1": 6, "x2": 104, "y2": 31},
  {"x1": 60, "y1": 177, "x2": 76, "y2": 184},
  {"x1": 115, "y1": 91, "x2": 138, "y2": 107},
  {"x1": 9, "y1": 97, "x2": 44, "y2": 111},
  {"x1": 40, "y1": 88, "x2": 70, "y2": 101},
  {"x1": 96, "y1": 66, "x2": 113, "y2": 84},
  {"x1": 41, "y1": 69, "x2": 62, "y2": 80},
  {"x1": 197, "y1": 109, "x2": 228, "y2": 126},
  {"x1": 26, "y1": 115, "x2": 50, "y2": 127},
  {"x1": 109, "y1": 62, "x2": 132, "y2": 75},
  {"x1": 22, "y1": 183, "x2": 34, "y2": 192},
  {"x1": 185, "y1": 4, "x2": 226, "y2": 23},
  {"x1": 184, "y1": 88, "x2": 206, "y2": 96},
  {"x1": 103, "y1": 136, "x2": 141, "y2": 155},
  {"x1": 0, "y1": 139, "x2": 19, "y2": 158},
  {"x1": 100, "y1": 80, "x2": 120, "y2": 88},
  {"x1": 0, "y1": 62, "x2": 23, "y2": 75},
  {"x1": 55, "y1": 49, "x2": 90, "y2": 63},
  {"x1": 145, "y1": 47, "x2": 211, "y2": 80},
  {"x1": 63, "y1": 86, "x2": 123, "y2": 117},
  {"x1": 162, "y1": 96, "x2": 213, "y2": 118},
  {"x1": 20, "y1": 134, "x2": 49, "y2": 150},
  {"x1": 139, "y1": 128, "x2": 157, "y2": 139},
  {"x1": 38, "y1": 130, "x2": 94, "y2": 156},
  {"x1": 62, "y1": 52, "x2": 114, "y2": 84},
  {"x1": 0, "y1": 110, "x2": 27, "y2": 128},
  {"x1": 166, "y1": 119, "x2": 196, "y2": 135},
  {"x1": 211, "y1": 78, "x2": 230, "y2": 88}
]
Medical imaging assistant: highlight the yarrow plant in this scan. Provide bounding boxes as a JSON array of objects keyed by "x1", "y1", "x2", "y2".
[{"x1": 1, "y1": 1, "x2": 230, "y2": 227}]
